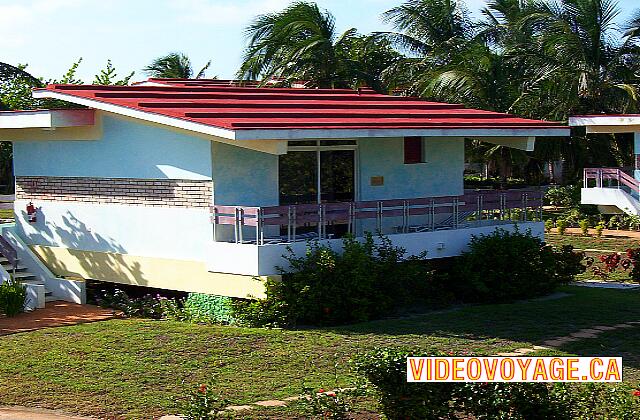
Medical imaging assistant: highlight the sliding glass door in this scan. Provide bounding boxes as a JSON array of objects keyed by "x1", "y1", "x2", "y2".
[
  {"x1": 320, "y1": 150, "x2": 355, "y2": 203},
  {"x1": 279, "y1": 142, "x2": 356, "y2": 205}
]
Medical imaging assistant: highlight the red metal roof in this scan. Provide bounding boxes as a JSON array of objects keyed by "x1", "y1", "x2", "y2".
[{"x1": 35, "y1": 80, "x2": 566, "y2": 132}]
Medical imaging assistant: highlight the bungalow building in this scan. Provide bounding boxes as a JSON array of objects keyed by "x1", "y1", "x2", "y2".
[
  {"x1": 0, "y1": 79, "x2": 568, "y2": 306},
  {"x1": 570, "y1": 115, "x2": 640, "y2": 215}
]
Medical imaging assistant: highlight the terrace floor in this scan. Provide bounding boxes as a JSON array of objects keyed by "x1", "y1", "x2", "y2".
[{"x1": 0, "y1": 301, "x2": 119, "y2": 336}]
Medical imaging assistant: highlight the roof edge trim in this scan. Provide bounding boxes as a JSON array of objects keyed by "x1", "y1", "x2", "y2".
[
  {"x1": 0, "y1": 109, "x2": 95, "y2": 129},
  {"x1": 32, "y1": 89, "x2": 238, "y2": 140},
  {"x1": 234, "y1": 127, "x2": 570, "y2": 140},
  {"x1": 569, "y1": 115, "x2": 640, "y2": 127}
]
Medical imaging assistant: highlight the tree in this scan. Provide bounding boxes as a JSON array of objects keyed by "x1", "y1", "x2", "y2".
[
  {"x1": 0, "y1": 63, "x2": 42, "y2": 110},
  {"x1": 94, "y1": 59, "x2": 134, "y2": 85},
  {"x1": 380, "y1": 0, "x2": 640, "y2": 182},
  {"x1": 238, "y1": 1, "x2": 400, "y2": 90},
  {"x1": 143, "y1": 52, "x2": 212, "y2": 79},
  {"x1": 0, "y1": 62, "x2": 41, "y2": 88}
]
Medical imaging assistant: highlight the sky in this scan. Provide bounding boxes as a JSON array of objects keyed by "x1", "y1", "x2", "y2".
[{"x1": 1, "y1": 0, "x2": 639, "y2": 83}]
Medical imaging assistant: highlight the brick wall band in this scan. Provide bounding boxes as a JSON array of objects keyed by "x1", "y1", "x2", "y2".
[{"x1": 16, "y1": 176, "x2": 212, "y2": 208}]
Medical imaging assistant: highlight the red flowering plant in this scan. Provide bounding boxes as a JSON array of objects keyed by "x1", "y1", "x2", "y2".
[
  {"x1": 298, "y1": 386, "x2": 355, "y2": 420},
  {"x1": 585, "y1": 252, "x2": 633, "y2": 280},
  {"x1": 180, "y1": 381, "x2": 229, "y2": 420}
]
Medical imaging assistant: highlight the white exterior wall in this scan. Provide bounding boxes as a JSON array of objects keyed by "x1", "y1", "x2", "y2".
[
  {"x1": 208, "y1": 222, "x2": 545, "y2": 276},
  {"x1": 15, "y1": 200, "x2": 212, "y2": 262}
]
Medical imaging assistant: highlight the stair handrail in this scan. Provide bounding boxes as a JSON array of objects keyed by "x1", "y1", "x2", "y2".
[
  {"x1": 584, "y1": 167, "x2": 640, "y2": 193},
  {"x1": 616, "y1": 169, "x2": 640, "y2": 193},
  {"x1": 0, "y1": 234, "x2": 18, "y2": 274}
]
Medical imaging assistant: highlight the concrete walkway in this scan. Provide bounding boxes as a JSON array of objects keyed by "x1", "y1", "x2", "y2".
[
  {"x1": 0, "y1": 301, "x2": 119, "y2": 336},
  {"x1": 0, "y1": 406, "x2": 94, "y2": 420}
]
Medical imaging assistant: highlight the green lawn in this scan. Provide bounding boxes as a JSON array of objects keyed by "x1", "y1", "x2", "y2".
[
  {"x1": 545, "y1": 233, "x2": 640, "y2": 282},
  {"x1": 1, "y1": 286, "x2": 640, "y2": 418},
  {"x1": 545, "y1": 232, "x2": 640, "y2": 252}
]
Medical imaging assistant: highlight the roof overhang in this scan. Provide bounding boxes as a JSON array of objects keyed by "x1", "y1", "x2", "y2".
[
  {"x1": 0, "y1": 109, "x2": 94, "y2": 129},
  {"x1": 33, "y1": 89, "x2": 569, "y2": 143},
  {"x1": 569, "y1": 115, "x2": 640, "y2": 133}
]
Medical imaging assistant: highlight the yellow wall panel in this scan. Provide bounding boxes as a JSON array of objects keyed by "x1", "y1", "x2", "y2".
[{"x1": 30, "y1": 245, "x2": 267, "y2": 299}]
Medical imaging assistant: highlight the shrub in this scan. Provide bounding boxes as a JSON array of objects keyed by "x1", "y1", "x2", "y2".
[
  {"x1": 455, "y1": 382, "x2": 571, "y2": 419},
  {"x1": 554, "y1": 245, "x2": 586, "y2": 283},
  {"x1": 184, "y1": 293, "x2": 234, "y2": 324},
  {"x1": 0, "y1": 280, "x2": 27, "y2": 317},
  {"x1": 180, "y1": 383, "x2": 229, "y2": 420},
  {"x1": 354, "y1": 348, "x2": 640, "y2": 420},
  {"x1": 231, "y1": 234, "x2": 434, "y2": 327},
  {"x1": 353, "y1": 347, "x2": 458, "y2": 419},
  {"x1": 595, "y1": 221, "x2": 606, "y2": 237},
  {"x1": 95, "y1": 288, "x2": 236, "y2": 324},
  {"x1": 627, "y1": 214, "x2": 640, "y2": 231},
  {"x1": 556, "y1": 219, "x2": 568, "y2": 235},
  {"x1": 297, "y1": 387, "x2": 353, "y2": 420},
  {"x1": 608, "y1": 215, "x2": 622, "y2": 230},
  {"x1": 564, "y1": 383, "x2": 640, "y2": 419},
  {"x1": 544, "y1": 219, "x2": 555, "y2": 233},
  {"x1": 95, "y1": 289, "x2": 166, "y2": 319},
  {"x1": 453, "y1": 229, "x2": 584, "y2": 303},
  {"x1": 626, "y1": 248, "x2": 640, "y2": 282},
  {"x1": 545, "y1": 185, "x2": 580, "y2": 208},
  {"x1": 579, "y1": 219, "x2": 590, "y2": 236}
]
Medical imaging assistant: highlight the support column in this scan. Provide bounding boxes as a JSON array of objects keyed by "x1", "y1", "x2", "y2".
[{"x1": 635, "y1": 132, "x2": 640, "y2": 181}]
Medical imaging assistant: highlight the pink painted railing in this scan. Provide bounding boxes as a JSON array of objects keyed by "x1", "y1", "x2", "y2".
[
  {"x1": 583, "y1": 168, "x2": 640, "y2": 193},
  {"x1": 211, "y1": 190, "x2": 543, "y2": 245}
]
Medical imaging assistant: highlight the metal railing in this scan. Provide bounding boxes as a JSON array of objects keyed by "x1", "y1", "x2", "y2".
[
  {"x1": 0, "y1": 235, "x2": 18, "y2": 275},
  {"x1": 211, "y1": 190, "x2": 543, "y2": 245},
  {"x1": 583, "y1": 168, "x2": 640, "y2": 194}
]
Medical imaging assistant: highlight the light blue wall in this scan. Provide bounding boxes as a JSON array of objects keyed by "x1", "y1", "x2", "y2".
[
  {"x1": 211, "y1": 141, "x2": 279, "y2": 206},
  {"x1": 358, "y1": 137, "x2": 464, "y2": 200},
  {"x1": 13, "y1": 113, "x2": 212, "y2": 180}
]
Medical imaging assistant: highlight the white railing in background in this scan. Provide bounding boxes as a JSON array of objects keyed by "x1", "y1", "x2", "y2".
[{"x1": 583, "y1": 168, "x2": 640, "y2": 194}]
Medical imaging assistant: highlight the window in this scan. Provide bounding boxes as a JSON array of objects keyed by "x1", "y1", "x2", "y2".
[{"x1": 404, "y1": 136, "x2": 424, "y2": 164}]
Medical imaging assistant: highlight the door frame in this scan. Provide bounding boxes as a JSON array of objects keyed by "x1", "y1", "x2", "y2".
[{"x1": 280, "y1": 140, "x2": 359, "y2": 204}]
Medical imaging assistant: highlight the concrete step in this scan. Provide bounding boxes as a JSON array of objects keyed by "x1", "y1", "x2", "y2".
[
  {"x1": 0, "y1": 263, "x2": 29, "y2": 272},
  {"x1": 12, "y1": 271, "x2": 36, "y2": 280},
  {"x1": 44, "y1": 289, "x2": 56, "y2": 303}
]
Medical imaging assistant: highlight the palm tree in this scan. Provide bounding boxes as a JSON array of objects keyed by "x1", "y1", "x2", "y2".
[
  {"x1": 381, "y1": 0, "x2": 640, "y2": 182},
  {"x1": 376, "y1": 0, "x2": 475, "y2": 94},
  {"x1": 238, "y1": 1, "x2": 350, "y2": 87},
  {"x1": 516, "y1": 0, "x2": 640, "y2": 119},
  {"x1": 625, "y1": 10, "x2": 640, "y2": 39},
  {"x1": 238, "y1": 1, "x2": 399, "y2": 90},
  {"x1": 144, "y1": 52, "x2": 212, "y2": 79}
]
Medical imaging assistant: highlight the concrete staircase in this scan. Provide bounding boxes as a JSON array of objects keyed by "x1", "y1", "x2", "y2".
[
  {"x1": 0, "y1": 249, "x2": 54, "y2": 307},
  {"x1": 582, "y1": 168, "x2": 640, "y2": 215}
]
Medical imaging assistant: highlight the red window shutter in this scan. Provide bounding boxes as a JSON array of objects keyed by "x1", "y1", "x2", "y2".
[{"x1": 404, "y1": 136, "x2": 423, "y2": 164}]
